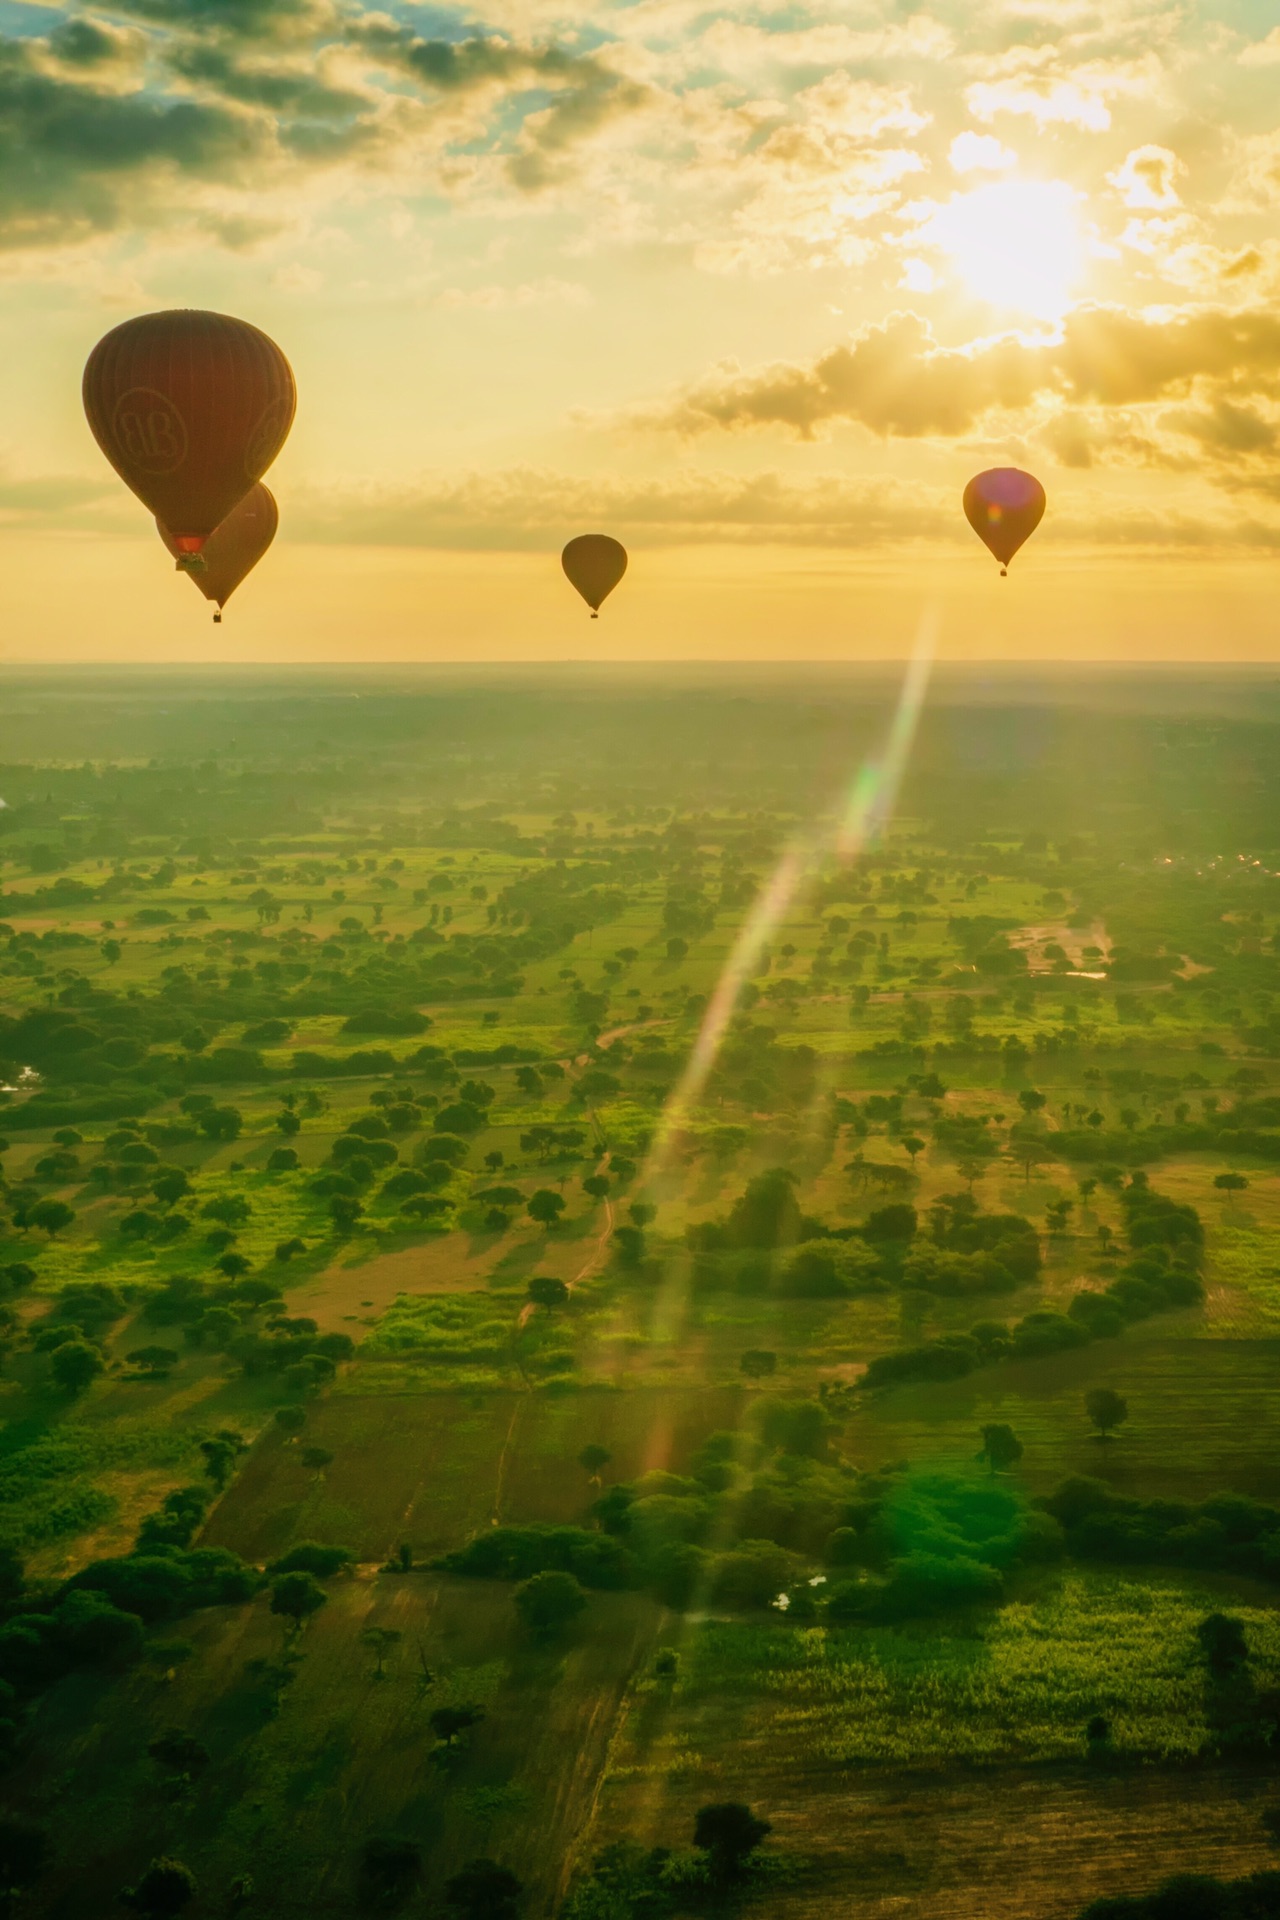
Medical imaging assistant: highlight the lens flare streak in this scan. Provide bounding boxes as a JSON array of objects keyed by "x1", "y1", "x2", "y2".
[{"x1": 645, "y1": 614, "x2": 937, "y2": 1182}]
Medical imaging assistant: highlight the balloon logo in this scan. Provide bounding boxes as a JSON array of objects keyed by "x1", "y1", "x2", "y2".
[
  {"x1": 112, "y1": 390, "x2": 188, "y2": 474},
  {"x1": 158, "y1": 483, "x2": 278, "y2": 624},
  {"x1": 83, "y1": 309, "x2": 296, "y2": 555},
  {"x1": 963, "y1": 468, "x2": 1046, "y2": 576},
  {"x1": 561, "y1": 534, "x2": 627, "y2": 617}
]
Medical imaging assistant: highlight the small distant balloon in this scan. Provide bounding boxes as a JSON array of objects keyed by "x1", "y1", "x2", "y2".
[
  {"x1": 963, "y1": 468, "x2": 1046, "y2": 576},
  {"x1": 82, "y1": 309, "x2": 295, "y2": 557},
  {"x1": 561, "y1": 534, "x2": 627, "y2": 617},
  {"x1": 158, "y1": 484, "x2": 278, "y2": 623}
]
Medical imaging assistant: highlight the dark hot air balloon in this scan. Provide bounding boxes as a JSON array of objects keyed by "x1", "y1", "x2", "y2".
[
  {"x1": 561, "y1": 534, "x2": 627, "y2": 617},
  {"x1": 83, "y1": 310, "x2": 295, "y2": 558},
  {"x1": 158, "y1": 483, "x2": 278, "y2": 623},
  {"x1": 963, "y1": 468, "x2": 1045, "y2": 576}
]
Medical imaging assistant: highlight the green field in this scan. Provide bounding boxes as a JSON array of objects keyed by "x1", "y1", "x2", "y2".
[{"x1": 0, "y1": 671, "x2": 1275, "y2": 1916}]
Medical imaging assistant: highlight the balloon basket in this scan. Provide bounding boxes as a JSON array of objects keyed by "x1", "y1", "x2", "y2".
[{"x1": 213, "y1": 613, "x2": 222, "y2": 624}]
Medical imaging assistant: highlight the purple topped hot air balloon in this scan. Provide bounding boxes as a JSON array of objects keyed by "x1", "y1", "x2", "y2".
[{"x1": 963, "y1": 468, "x2": 1046, "y2": 575}]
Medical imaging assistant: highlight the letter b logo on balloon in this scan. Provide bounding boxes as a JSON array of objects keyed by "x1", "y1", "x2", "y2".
[{"x1": 112, "y1": 389, "x2": 188, "y2": 474}]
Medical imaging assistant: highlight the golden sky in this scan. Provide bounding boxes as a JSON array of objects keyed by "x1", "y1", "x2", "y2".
[{"x1": 1, "y1": 0, "x2": 1278, "y2": 661}]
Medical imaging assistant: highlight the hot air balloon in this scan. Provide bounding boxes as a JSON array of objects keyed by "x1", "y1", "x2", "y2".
[
  {"x1": 158, "y1": 484, "x2": 278, "y2": 623},
  {"x1": 83, "y1": 310, "x2": 295, "y2": 560},
  {"x1": 963, "y1": 468, "x2": 1045, "y2": 576},
  {"x1": 561, "y1": 534, "x2": 627, "y2": 617}
]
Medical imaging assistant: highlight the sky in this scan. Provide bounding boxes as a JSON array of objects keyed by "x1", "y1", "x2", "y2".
[{"x1": 0, "y1": 0, "x2": 1278, "y2": 662}]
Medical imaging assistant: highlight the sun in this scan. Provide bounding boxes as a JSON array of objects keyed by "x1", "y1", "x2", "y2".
[{"x1": 924, "y1": 179, "x2": 1084, "y2": 321}]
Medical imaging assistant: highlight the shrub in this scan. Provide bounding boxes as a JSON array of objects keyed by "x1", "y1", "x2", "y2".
[
  {"x1": 266, "y1": 1543, "x2": 354, "y2": 1578},
  {"x1": 514, "y1": 1569, "x2": 587, "y2": 1636}
]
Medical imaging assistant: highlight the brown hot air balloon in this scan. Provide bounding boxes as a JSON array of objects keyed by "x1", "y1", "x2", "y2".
[
  {"x1": 158, "y1": 483, "x2": 278, "y2": 623},
  {"x1": 83, "y1": 310, "x2": 295, "y2": 558},
  {"x1": 962, "y1": 468, "x2": 1046, "y2": 576},
  {"x1": 561, "y1": 534, "x2": 627, "y2": 617}
]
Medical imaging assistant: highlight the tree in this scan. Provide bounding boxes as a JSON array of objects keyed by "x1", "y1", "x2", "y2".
[
  {"x1": 152, "y1": 1170, "x2": 190, "y2": 1208},
  {"x1": 199, "y1": 1432, "x2": 245, "y2": 1489},
  {"x1": 628, "y1": 1201, "x2": 656, "y2": 1229},
  {"x1": 692, "y1": 1803, "x2": 772, "y2": 1881},
  {"x1": 513, "y1": 1570, "x2": 587, "y2": 1637},
  {"x1": 527, "y1": 1189, "x2": 566, "y2": 1229},
  {"x1": 978, "y1": 1422, "x2": 1023, "y2": 1475},
  {"x1": 443, "y1": 1859, "x2": 522, "y2": 1920},
  {"x1": 148, "y1": 1730, "x2": 210, "y2": 1778},
  {"x1": 740, "y1": 1349, "x2": 777, "y2": 1381},
  {"x1": 120, "y1": 1857, "x2": 196, "y2": 1918},
  {"x1": 301, "y1": 1446, "x2": 333, "y2": 1474},
  {"x1": 0, "y1": 1817, "x2": 46, "y2": 1918},
  {"x1": 361, "y1": 1837, "x2": 421, "y2": 1899},
  {"x1": 275, "y1": 1237, "x2": 306, "y2": 1263},
  {"x1": 125, "y1": 1345, "x2": 179, "y2": 1377},
  {"x1": 901, "y1": 1135, "x2": 925, "y2": 1167},
  {"x1": 1085, "y1": 1387, "x2": 1128, "y2": 1439},
  {"x1": 579, "y1": 1443, "x2": 611, "y2": 1482},
  {"x1": 1017, "y1": 1089, "x2": 1047, "y2": 1116},
  {"x1": 50, "y1": 1339, "x2": 103, "y2": 1395},
  {"x1": 0, "y1": 1547, "x2": 23, "y2": 1605},
  {"x1": 1214, "y1": 1172, "x2": 1249, "y2": 1199},
  {"x1": 361, "y1": 1626, "x2": 402, "y2": 1679},
  {"x1": 215, "y1": 1252, "x2": 251, "y2": 1280},
  {"x1": 430, "y1": 1704, "x2": 484, "y2": 1746},
  {"x1": 274, "y1": 1404, "x2": 307, "y2": 1436},
  {"x1": 1197, "y1": 1612, "x2": 1249, "y2": 1677},
  {"x1": 527, "y1": 1275, "x2": 569, "y2": 1311},
  {"x1": 29, "y1": 1199, "x2": 74, "y2": 1237},
  {"x1": 583, "y1": 1174, "x2": 610, "y2": 1200},
  {"x1": 201, "y1": 1194, "x2": 251, "y2": 1228},
  {"x1": 329, "y1": 1194, "x2": 363, "y2": 1235},
  {"x1": 1008, "y1": 1125, "x2": 1053, "y2": 1185},
  {"x1": 270, "y1": 1571, "x2": 327, "y2": 1635}
]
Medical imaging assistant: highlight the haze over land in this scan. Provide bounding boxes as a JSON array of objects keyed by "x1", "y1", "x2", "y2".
[{"x1": 2, "y1": 0, "x2": 1280, "y2": 657}]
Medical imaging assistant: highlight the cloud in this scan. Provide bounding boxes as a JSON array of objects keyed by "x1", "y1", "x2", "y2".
[
  {"x1": 1239, "y1": 26, "x2": 1280, "y2": 66},
  {"x1": 694, "y1": 16, "x2": 955, "y2": 73},
  {"x1": 633, "y1": 304, "x2": 1280, "y2": 451},
  {"x1": 680, "y1": 73, "x2": 930, "y2": 275},
  {"x1": 0, "y1": 40, "x2": 266, "y2": 248},
  {"x1": 1109, "y1": 144, "x2": 1183, "y2": 209},
  {"x1": 434, "y1": 276, "x2": 590, "y2": 309},
  {"x1": 949, "y1": 132, "x2": 1016, "y2": 173},
  {"x1": 965, "y1": 51, "x2": 1161, "y2": 132}
]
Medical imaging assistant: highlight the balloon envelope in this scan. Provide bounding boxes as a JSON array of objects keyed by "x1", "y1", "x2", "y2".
[
  {"x1": 561, "y1": 534, "x2": 627, "y2": 614},
  {"x1": 963, "y1": 468, "x2": 1045, "y2": 572},
  {"x1": 158, "y1": 483, "x2": 278, "y2": 613},
  {"x1": 83, "y1": 309, "x2": 295, "y2": 552}
]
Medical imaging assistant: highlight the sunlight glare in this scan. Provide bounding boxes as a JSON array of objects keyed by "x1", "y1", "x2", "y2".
[{"x1": 926, "y1": 179, "x2": 1083, "y2": 320}]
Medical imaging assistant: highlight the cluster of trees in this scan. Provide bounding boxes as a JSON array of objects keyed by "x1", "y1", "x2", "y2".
[
  {"x1": 564, "y1": 1804, "x2": 774, "y2": 1916},
  {"x1": 685, "y1": 1172, "x2": 1041, "y2": 1306},
  {"x1": 1042, "y1": 1478, "x2": 1280, "y2": 1585},
  {"x1": 862, "y1": 1182, "x2": 1204, "y2": 1390},
  {"x1": 1079, "y1": 1875, "x2": 1280, "y2": 1920},
  {"x1": 440, "y1": 1404, "x2": 1064, "y2": 1624},
  {"x1": 0, "y1": 1483, "x2": 258, "y2": 1701}
]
